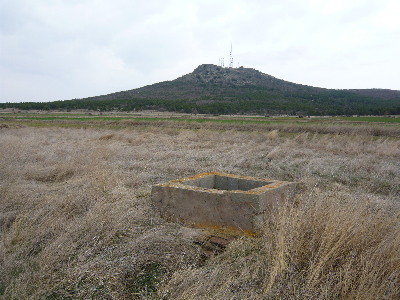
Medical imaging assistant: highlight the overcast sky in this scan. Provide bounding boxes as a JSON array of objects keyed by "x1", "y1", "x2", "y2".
[{"x1": 1, "y1": 0, "x2": 399, "y2": 103}]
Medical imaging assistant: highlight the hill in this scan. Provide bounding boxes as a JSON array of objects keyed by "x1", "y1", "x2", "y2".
[
  {"x1": 3, "y1": 64, "x2": 400, "y2": 115},
  {"x1": 90, "y1": 64, "x2": 400, "y2": 102},
  {"x1": 94, "y1": 64, "x2": 322, "y2": 101}
]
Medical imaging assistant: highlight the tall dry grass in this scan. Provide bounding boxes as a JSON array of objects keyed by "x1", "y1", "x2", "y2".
[
  {"x1": 161, "y1": 188, "x2": 400, "y2": 299},
  {"x1": 88, "y1": 118, "x2": 400, "y2": 138},
  {"x1": 0, "y1": 125, "x2": 399, "y2": 299}
]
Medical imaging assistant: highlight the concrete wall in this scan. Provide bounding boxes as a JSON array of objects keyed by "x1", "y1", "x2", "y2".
[
  {"x1": 151, "y1": 172, "x2": 297, "y2": 233},
  {"x1": 182, "y1": 174, "x2": 273, "y2": 191}
]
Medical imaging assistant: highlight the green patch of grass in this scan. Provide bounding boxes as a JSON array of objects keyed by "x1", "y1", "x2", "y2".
[
  {"x1": 124, "y1": 262, "x2": 166, "y2": 299},
  {"x1": 335, "y1": 116, "x2": 400, "y2": 123},
  {"x1": 1, "y1": 113, "x2": 279, "y2": 125},
  {"x1": 3, "y1": 113, "x2": 400, "y2": 140},
  {"x1": 2, "y1": 112, "x2": 400, "y2": 125}
]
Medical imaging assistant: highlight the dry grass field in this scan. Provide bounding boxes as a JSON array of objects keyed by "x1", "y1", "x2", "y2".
[{"x1": 1, "y1": 115, "x2": 400, "y2": 299}]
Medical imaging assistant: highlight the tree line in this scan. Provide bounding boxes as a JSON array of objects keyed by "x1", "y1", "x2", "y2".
[{"x1": 1, "y1": 86, "x2": 400, "y2": 116}]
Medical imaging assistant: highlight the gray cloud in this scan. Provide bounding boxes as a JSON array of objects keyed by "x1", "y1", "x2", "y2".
[{"x1": 1, "y1": 0, "x2": 399, "y2": 102}]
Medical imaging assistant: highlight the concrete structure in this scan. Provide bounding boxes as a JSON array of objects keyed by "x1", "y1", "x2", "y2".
[{"x1": 151, "y1": 172, "x2": 297, "y2": 233}]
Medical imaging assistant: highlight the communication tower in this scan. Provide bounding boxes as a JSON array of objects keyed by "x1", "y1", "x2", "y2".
[
  {"x1": 229, "y1": 43, "x2": 233, "y2": 68},
  {"x1": 218, "y1": 44, "x2": 236, "y2": 68}
]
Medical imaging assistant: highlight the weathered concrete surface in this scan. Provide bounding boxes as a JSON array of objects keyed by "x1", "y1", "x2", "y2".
[{"x1": 151, "y1": 172, "x2": 297, "y2": 233}]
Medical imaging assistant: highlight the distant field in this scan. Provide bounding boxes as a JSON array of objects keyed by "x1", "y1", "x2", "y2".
[
  {"x1": 1, "y1": 112, "x2": 400, "y2": 124},
  {"x1": 2, "y1": 112, "x2": 400, "y2": 140}
]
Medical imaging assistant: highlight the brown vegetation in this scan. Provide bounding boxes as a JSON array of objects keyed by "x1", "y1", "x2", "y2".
[{"x1": 1, "y1": 122, "x2": 399, "y2": 299}]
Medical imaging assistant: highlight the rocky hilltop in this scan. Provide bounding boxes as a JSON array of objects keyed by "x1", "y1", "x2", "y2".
[{"x1": 175, "y1": 64, "x2": 299, "y2": 90}]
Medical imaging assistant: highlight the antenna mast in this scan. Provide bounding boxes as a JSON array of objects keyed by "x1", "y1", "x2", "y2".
[{"x1": 229, "y1": 43, "x2": 233, "y2": 68}]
